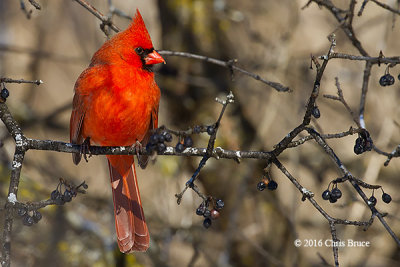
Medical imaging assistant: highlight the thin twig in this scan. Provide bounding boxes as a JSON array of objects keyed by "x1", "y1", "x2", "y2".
[
  {"x1": 371, "y1": 0, "x2": 400, "y2": 15},
  {"x1": 158, "y1": 51, "x2": 290, "y2": 92},
  {"x1": 0, "y1": 78, "x2": 43, "y2": 85},
  {"x1": 28, "y1": 0, "x2": 41, "y2": 10},
  {"x1": 73, "y1": 0, "x2": 121, "y2": 33},
  {"x1": 329, "y1": 52, "x2": 400, "y2": 65}
]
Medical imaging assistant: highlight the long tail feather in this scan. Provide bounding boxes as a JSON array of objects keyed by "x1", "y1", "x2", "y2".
[{"x1": 107, "y1": 155, "x2": 149, "y2": 252}]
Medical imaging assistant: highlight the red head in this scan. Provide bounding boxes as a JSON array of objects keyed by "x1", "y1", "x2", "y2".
[{"x1": 91, "y1": 9, "x2": 165, "y2": 69}]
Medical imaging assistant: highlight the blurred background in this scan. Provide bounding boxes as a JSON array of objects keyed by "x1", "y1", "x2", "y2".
[{"x1": 1, "y1": 0, "x2": 400, "y2": 266}]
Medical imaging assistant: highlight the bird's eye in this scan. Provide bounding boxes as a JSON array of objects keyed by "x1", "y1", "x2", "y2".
[{"x1": 135, "y1": 47, "x2": 144, "y2": 55}]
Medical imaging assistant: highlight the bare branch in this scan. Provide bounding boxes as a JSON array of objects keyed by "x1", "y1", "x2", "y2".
[
  {"x1": 371, "y1": 0, "x2": 400, "y2": 15},
  {"x1": 0, "y1": 77, "x2": 43, "y2": 85},
  {"x1": 73, "y1": 0, "x2": 121, "y2": 34},
  {"x1": 159, "y1": 51, "x2": 290, "y2": 92}
]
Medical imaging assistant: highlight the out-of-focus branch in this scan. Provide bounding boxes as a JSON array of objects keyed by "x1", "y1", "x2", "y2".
[
  {"x1": 71, "y1": 0, "x2": 290, "y2": 92},
  {"x1": 158, "y1": 51, "x2": 290, "y2": 92},
  {"x1": 19, "y1": 0, "x2": 41, "y2": 19},
  {"x1": 371, "y1": 0, "x2": 400, "y2": 15},
  {"x1": 28, "y1": 0, "x2": 41, "y2": 10},
  {"x1": 73, "y1": 0, "x2": 121, "y2": 34}
]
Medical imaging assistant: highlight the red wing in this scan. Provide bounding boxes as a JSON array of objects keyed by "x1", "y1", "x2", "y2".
[
  {"x1": 70, "y1": 92, "x2": 86, "y2": 165},
  {"x1": 138, "y1": 105, "x2": 159, "y2": 169},
  {"x1": 70, "y1": 65, "x2": 108, "y2": 165}
]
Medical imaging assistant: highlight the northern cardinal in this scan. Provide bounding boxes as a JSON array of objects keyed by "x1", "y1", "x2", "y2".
[{"x1": 70, "y1": 10, "x2": 165, "y2": 253}]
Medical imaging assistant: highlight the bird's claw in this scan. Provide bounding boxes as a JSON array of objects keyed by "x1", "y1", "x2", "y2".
[{"x1": 81, "y1": 137, "x2": 92, "y2": 162}]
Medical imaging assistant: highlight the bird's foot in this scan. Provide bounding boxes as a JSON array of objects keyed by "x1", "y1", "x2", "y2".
[
  {"x1": 133, "y1": 140, "x2": 143, "y2": 159},
  {"x1": 132, "y1": 141, "x2": 149, "y2": 169},
  {"x1": 81, "y1": 137, "x2": 92, "y2": 162}
]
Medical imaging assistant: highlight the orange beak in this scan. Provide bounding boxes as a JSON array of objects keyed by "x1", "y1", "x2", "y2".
[{"x1": 144, "y1": 50, "x2": 165, "y2": 65}]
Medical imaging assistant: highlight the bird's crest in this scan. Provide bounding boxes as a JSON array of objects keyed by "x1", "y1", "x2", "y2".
[{"x1": 128, "y1": 9, "x2": 154, "y2": 50}]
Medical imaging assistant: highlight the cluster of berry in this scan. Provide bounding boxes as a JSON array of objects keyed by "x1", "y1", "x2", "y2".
[
  {"x1": 193, "y1": 125, "x2": 216, "y2": 136},
  {"x1": 51, "y1": 189, "x2": 75, "y2": 205},
  {"x1": 146, "y1": 131, "x2": 173, "y2": 154},
  {"x1": 322, "y1": 186, "x2": 342, "y2": 203},
  {"x1": 368, "y1": 191, "x2": 392, "y2": 206},
  {"x1": 322, "y1": 184, "x2": 392, "y2": 206},
  {"x1": 379, "y1": 73, "x2": 397, "y2": 87},
  {"x1": 196, "y1": 199, "x2": 224, "y2": 229},
  {"x1": 17, "y1": 207, "x2": 42, "y2": 226},
  {"x1": 50, "y1": 180, "x2": 87, "y2": 206},
  {"x1": 257, "y1": 179, "x2": 278, "y2": 191},
  {"x1": 354, "y1": 130, "x2": 373, "y2": 155},
  {"x1": 175, "y1": 136, "x2": 193, "y2": 153},
  {"x1": 145, "y1": 131, "x2": 195, "y2": 154}
]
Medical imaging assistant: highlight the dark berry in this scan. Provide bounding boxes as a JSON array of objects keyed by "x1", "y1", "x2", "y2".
[
  {"x1": 386, "y1": 74, "x2": 395, "y2": 86},
  {"x1": 163, "y1": 132, "x2": 173, "y2": 142},
  {"x1": 215, "y1": 199, "x2": 224, "y2": 210},
  {"x1": 364, "y1": 138, "x2": 373, "y2": 151},
  {"x1": 157, "y1": 143, "x2": 166, "y2": 153},
  {"x1": 360, "y1": 129, "x2": 371, "y2": 139},
  {"x1": 32, "y1": 210, "x2": 42, "y2": 223},
  {"x1": 158, "y1": 134, "x2": 165, "y2": 143},
  {"x1": 17, "y1": 207, "x2": 27, "y2": 217},
  {"x1": 331, "y1": 188, "x2": 342, "y2": 200},
  {"x1": 196, "y1": 208, "x2": 204, "y2": 216},
  {"x1": 312, "y1": 106, "x2": 320, "y2": 118},
  {"x1": 82, "y1": 183, "x2": 88, "y2": 189},
  {"x1": 329, "y1": 195, "x2": 337, "y2": 203},
  {"x1": 55, "y1": 195, "x2": 65, "y2": 205},
  {"x1": 322, "y1": 190, "x2": 331, "y2": 200},
  {"x1": 145, "y1": 143, "x2": 156, "y2": 153},
  {"x1": 149, "y1": 134, "x2": 158, "y2": 145},
  {"x1": 368, "y1": 196, "x2": 377, "y2": 206},
  {"x1": 63, "y1": 190, "x2": 73, "y2": 202},
  {"x1": 257, "y1": 181, "x2": 266, "y2": 191},
  {"x1": 175, "y1": 142, "x2": 185, "y2": 153},
  {"x1": 196, "y1": 203, "x2": 206, "y2": 216},
  {"x1": 193, "y1": 126, "x2": 201, "y2": 134},
  {"x1": 203, "y1": 218, "x2": 212, "y2": 229},
  {"x1": 23, "y1": 215, "x2": 34, "y2": 226},
  {"x1": 354, "y1": 137, "x2": 364, "y2": 155},
  {"x1": 203, "y1": 209, "x2": 211, "y2": 218},
  {"x1": 184, "y1": 136, "x2": 193, "y2": 147},
  {"x1": 1, "y1": 88, "x2": 9, "y2": 100},
  {"x1": 382, "y1": 193, "x2": 392, "y2": 204},
  {"x1": 379, "y1": 75, "x2": 388, "y2": 86},
  {"x1": 267, "y1": 180, "x2": 278, "y2": 190},
  {"x1": 51, "y1": 190, "x2": 60, "y2": 200},
  {"x1": 210, "y1": 209, "x2": 220, "y2": 220},
  {"x1": 207, "y1": 126, "x2": 215, "y2": 135}
]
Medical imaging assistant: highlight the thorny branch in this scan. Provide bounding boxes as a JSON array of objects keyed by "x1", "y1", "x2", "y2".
[{"x1": 2, "y1": 1, "x2": 400, "y2": 267}]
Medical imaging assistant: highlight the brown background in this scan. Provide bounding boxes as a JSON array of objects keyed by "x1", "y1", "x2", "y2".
[{"x1": 0, "y1": 0, "x2": 399, "y2": 266}]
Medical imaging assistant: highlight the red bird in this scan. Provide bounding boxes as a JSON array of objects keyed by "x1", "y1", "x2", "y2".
[{"x1": 70, "y1": 10, "x2": 165, "y2": 252}]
